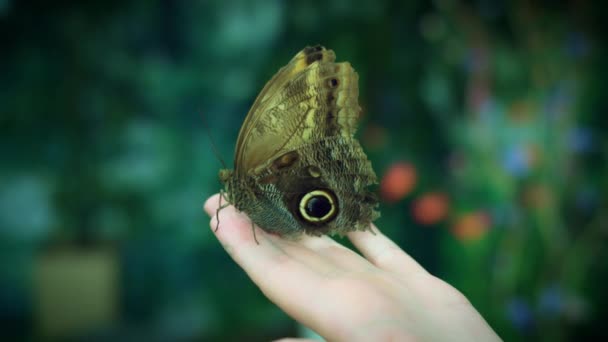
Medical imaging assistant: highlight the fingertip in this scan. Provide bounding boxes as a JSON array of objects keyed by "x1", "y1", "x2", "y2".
[
  {"x1": 209, "y1": 203, "x2": 262, "y2": 247},
  {"x1": 204, "y1": 193, "x2": 221, "y2": 216}
]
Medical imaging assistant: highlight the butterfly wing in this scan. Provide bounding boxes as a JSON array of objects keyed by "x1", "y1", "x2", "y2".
[
  {"x1": 231, "y1": 45, "x2": 378, "y2": 237},
  {"x1": 234, "y1": 46, "x2": 360, "y2": 175},
  {"x1": 249, "y1": 134, "x2": 379, "y2": 237}
]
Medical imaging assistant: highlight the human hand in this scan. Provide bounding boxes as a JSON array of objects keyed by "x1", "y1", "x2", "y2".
[{"x1": 204, "y1": 194, "x2": 501, "y2": 341}]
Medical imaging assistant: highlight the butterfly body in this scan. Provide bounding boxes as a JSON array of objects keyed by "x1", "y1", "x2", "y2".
[{"x1": 220, "y1": 46, "x2": 379, "y2": 238}]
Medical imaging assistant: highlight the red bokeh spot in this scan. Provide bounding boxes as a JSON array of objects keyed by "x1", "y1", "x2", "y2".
[
  {"x1": 411, "y1": 192, "x2": 449, "y2": 225},
  {"x1": 380, "y1": 162, "x2": 417, "y2": 203}
]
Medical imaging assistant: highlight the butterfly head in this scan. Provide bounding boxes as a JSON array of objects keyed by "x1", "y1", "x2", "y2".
[{"x1": 219, "y1": 169, "x2": 233, "y2": 183}]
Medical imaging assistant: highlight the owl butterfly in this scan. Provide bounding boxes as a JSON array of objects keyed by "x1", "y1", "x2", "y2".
[{"x1": 218, "y1": 45, "x2": 379, "y2": 239}]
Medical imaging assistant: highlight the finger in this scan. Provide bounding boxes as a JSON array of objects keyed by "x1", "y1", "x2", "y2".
[
  {"x1": 347, "y1": 224, "x2": 428, "y2": 278},
  {"x1": 205, "y1": 194, "x2": 342, "y2": 275},
  {"x1": 204, "y1": 194, "x2": 306, "y2": 276},
  {"x1": 204, "y1": 195, "x2": 387, "y2": 340},
  {"x1": 296, "y1": 234, "x2": 339, "y2": 250},
  {"x1": 293, "y1": 234, "x2": 373, "y2": 271},
  {"x1": 204, "y1": 194, "x2": 343, "y2": 335},
  {"x1": 266, "y1": 234, "x2": 366, "y2": 277}
]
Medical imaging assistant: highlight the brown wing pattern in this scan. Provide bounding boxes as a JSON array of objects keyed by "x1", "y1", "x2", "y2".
[
  {"x1": 250, "y1": 135, "x2": 379, "y2": 237},
  {"x1": 234, "y1": 46, "x2": 362, "y2": 175}
]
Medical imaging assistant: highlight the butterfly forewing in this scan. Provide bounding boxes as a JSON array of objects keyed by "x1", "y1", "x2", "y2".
[{"x1": 234, "y1": 46, "x2": 336, "y2": 174}]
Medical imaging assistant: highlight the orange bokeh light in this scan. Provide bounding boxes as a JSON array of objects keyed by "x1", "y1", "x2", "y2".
[
  {"x1": 451, "y1": 212, "x2": 491, "y2": 241},
  {"x1": 411, "y1": 192, "x2": 449, "y2": 225},
  {"x1": 380, "y1": 162, "x2": 417, "y2": 203}
]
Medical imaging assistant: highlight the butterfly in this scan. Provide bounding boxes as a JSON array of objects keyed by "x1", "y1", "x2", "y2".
[{"x1": 218, "y1": 45, "x2": 379, "y2": 239}]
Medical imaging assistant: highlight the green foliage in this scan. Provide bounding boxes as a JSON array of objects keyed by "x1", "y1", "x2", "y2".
[{"x1": 1, "y1": 1, "x2": 606, "y2": 340}]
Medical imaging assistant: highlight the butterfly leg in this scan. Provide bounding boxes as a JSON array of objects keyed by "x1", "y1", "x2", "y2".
[
  {"x1": 215, "y1": 189, "x2": 230, "y2": 232},
  {"x1": 220, "y1": 190, "x2": 230, "y2": 203},
  {"x1": 251, "y1": 220, "x2": 259, "y2": 245},
  {"x1": 369, "y1": 225, "x2": 377, "y2": 235}
]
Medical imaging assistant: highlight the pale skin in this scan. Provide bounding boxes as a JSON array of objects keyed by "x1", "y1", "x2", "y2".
[{"x1": 204, "y1": 194, "x2": 502, "y2": 341}]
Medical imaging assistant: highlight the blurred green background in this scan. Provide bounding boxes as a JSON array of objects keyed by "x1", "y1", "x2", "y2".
[{"x1": 1, "y1": 0, "x2": 607, "y2": 340}]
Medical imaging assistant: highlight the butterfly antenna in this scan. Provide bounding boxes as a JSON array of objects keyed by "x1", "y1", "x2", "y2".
[{"x1": 200, "y1": 109, "x2": 228, "y2": 169}]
